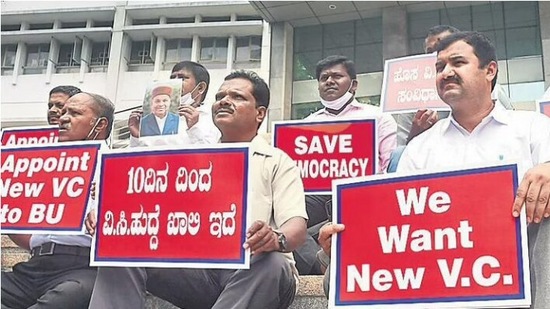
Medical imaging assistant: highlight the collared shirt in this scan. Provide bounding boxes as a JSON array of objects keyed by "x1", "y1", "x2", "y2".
[
  {"x1": 394, "y1": 83, "x2": 513, "y2": 147},
  {"x1": 305, "y1": 99, "x2": 397, "y2": 173},
  {"x1": 130, "y1": 103, "x2": 221, "y2": 147},
  {"x1": 155, "y1": 114, "x2": 167, "y2": 133},
  {"x1": 397, "y1": 104, "x2": 550, "y2": 177},
  {"x1": 248, "y1": 135, "x2": 308, "y2": 276},
  {"x1": 29, "y1": 141, "x2": 109, "y2": 249}
]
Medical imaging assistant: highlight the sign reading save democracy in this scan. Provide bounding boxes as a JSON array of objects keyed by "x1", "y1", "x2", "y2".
[
  {"x1": 1, "y1": 125, "x2": 60, "y2": 146},
  {"x1": 330, "y1": 165, "x2": 530, "y2": 308},
  {"x1": 380, "y1": 53, "x2": 450, "y2": 113},
  {"x1": 273, "y1": 119, "x2": 377, "y2": 194},
  {"x1": 91, "y1": 144, "x2": 250, "y2": 269},
  {"x1": 0, "y1": 142, "x2": 101, "y2": 234}
]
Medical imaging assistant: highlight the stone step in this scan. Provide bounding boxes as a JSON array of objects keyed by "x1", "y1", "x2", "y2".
[{"x1": 145, "y1": 275, "x2": 327, "y2": 309}]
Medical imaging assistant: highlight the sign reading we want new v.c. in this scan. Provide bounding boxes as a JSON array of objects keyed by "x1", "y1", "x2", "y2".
[{"x1": 330, "y1": 164, "x2": 530, "y2": 308}]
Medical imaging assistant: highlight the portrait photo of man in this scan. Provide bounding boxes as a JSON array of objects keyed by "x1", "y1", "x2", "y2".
[{"x1": 140, "y1": 82, "x2": 181, "y2": 137}]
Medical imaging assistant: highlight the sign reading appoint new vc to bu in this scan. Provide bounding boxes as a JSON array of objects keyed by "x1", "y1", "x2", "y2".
[
  {"x1": 1, "y1": 125, "x2": 60, "y2": 146},
  {"x1": 273, "y1": 119, "x2": 377, "y2": 194},
  {"x1": 330, "y1": 164, "x2": 530, "y2": 309},
  {"x1": 0, "y1": 142, "x2": 101, "y2": 234},
  {"x1": 92, "y1": 144, "x2": 251, "y2": 269}
]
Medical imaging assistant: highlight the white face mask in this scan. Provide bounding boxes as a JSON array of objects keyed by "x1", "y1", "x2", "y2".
[
  {"x1": 320, "y1": 80, "x2": 355, "y2": 110},
  {"x1": 179, "y1": 83, "x2": 203, "y2": 107}
]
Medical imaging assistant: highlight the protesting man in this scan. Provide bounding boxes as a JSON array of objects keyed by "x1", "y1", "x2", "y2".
[
  {"x1": 128, "y1": 61, "x2": 220, "y2": 146},
  {"x1": 319, "y1": 32, "x2": 550, "y2": 307},
  {"x1": 139, "y1": 85, "x2": 179, "y2": 137},
  {"x1": 47, "y1": 85, "x2": 81, "y2": 125},
  {"x1": 1, "y1": 92, "x2": 114, "y2": 309},
  {"x1": 294, "y1": 55, "x2": 397, "y2": 275},
  {"x1": 87, "y1": 70, "x2": 308, "y2": 309}
]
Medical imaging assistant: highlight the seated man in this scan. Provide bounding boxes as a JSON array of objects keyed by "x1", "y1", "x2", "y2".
[
  {"x1": 87, "y1": 70, "x2": 308, "y2": 309},
  {"x1": 318, "y1": 32, "x2": 550, "y2": 308},
  {"x1": 1, "y1": 92, "x2": 114, "y2": 309}
]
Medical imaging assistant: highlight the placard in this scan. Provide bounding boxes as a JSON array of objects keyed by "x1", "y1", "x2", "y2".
[{"x1": 330, "y1": 165, "x2": 530, "y2": 308}]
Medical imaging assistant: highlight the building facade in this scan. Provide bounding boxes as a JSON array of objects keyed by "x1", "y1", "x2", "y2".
[
  {"x1": 1, "y1": 0, "x2": 270, "y2": 146},
  {"x1": 2, "y1": 1, "x2": 549, "y2": 142},
  {"x1": 250, "y1": 1, "x2": 550, "y2": 122}
]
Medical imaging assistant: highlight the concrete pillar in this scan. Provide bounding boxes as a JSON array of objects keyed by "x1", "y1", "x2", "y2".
[
  {"x1": 46, "y1": 38, "x2": 59, "y2": 84},
  {"x1": 106, "y1": 5, "x2": 127, "y2": 104},
  {"x1": 227, "y1": 35, "x2": 236, "y2": 71},
  {"x1": 79, "y1": 36, "x2": 92, "y2": 83},
  {"x1": 382, "y1": 7, "x2": 408, "y2": 61},
  {"x1": 191, "y1": 35, "x2": 200, "y2": 62},
  {"x1": 11, "y1": 42, "x2": 26, "y2": 85},
  {"x1": 268, "y1": 22, "x2": 294, "y2": 126},
  {"x1": 540, "y1": 1, "x2": 550, "y2": 89},
  {"x1": 153, "y1": 36, "x2": 165, "y2": 80}
]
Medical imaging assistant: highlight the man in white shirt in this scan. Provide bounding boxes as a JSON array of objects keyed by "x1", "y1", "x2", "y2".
[
  {"x1": 128, "y1": 61, "x2": 220, "y2": 146},
  {"x1": 1, "y1": 92, "x2": 114, "y2": 309},
  {"x1": 318, "y1": 31, "x2": 550, "y2": 306}
]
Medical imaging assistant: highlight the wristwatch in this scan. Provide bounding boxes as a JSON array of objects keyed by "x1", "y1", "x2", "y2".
[{"x1": 273, "y1": 230, "x2": 288, "y2": 252}]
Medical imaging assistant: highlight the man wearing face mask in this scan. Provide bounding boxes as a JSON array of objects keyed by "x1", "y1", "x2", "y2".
[
  {"x1": 128, "y1": 61, "x2": 220, "y2": 146},
  {"x1": 292, "y1": 55, "x2": 397, "y2": 276},
  {"x1": 1, "y1": 92, "x2": 114, "y2": 309}
]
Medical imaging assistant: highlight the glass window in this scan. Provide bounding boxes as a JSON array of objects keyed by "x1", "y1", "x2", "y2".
[
  {"x1": 291, "y1": 101, "x2": 323, "y2": 120},
  {"x1": 294, "y1": 51, "x2": 322, "y2": 81},
  {"x1": 1, "y1": 24, "x2": 20, "y2": 31},
  {"x1": 26, "y1": 44, "x2": 49, "y2": 67},
  {"x1": 506, "y1": 27, "x2": 541, "y2": 58},
  {"x1": 356, "y1": 17, "x2": 382, "y2": 45},
  {"x1": 132, "y1": 19, "x2": 159, "y2": 26},
  {"x1": 164, "y1": 39, "x2": 192, "y2": 69},
  {"x1": 129, "y1": 41, "x2": 154, "y2": 65},
  {"x1": 408, "y1": 11, "x2": 440, "y2": 39},
  {"x1": 58, "y1": 44, "x2": 79, "y2": 67},
  {"x1": 1, "y1": 44, "x2": 17, "y2": 67},
  {"x1": 439, "y1": 6, "x2": 472, "y2": 31},
  {"x1": 166, "y1": 17, "x2": 195, "y2": 24},
  {"x1": 354, "y1": 43, "x2": 383, "y2": 73},
  {"x1": 61, "y1": 21, "x2": 87, "y2": 29},
  {"x1": 504, "y1": 2, "x2": 538, "y2": 28},
  {"x1": 93, "y1": 20, "x2": 113, "y2": 28},
  {"x1": 472, "y1": 3, "x2": 504, "y2": 31},
  {"x1": 29, "y1": 23, "x2": 53, "y2": 30},
  {"x1": 323, "y1": 21, "x2": 354, "y2": 49},
  {"x1": 202, "y1": 16, "x2": 230, "y2": 22},
  {"x1": 236, "y1": 36, "x2": 262, "y2": 62},
  {"x1": 200, "y1": 37, "x2": 228, "y2": 62},
  {"x1": 294, "y1": 25, "x2": 322, "y2": 53},
  {"x1": 91, "y1": 42, "x2": 110, "y2": 66}
]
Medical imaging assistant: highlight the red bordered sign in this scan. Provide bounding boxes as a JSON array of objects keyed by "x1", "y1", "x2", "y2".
[
  {"x1": 273, "y1": 119, "x2": 377, "y2": 194},
  {"x1": 91, "y1": 144, "x2": 251, "y2": 269},
  {"x1": 1, "y1": 125, "x2": 59, "y2": 146},
  {"x1": 0, "y1": 141, "x2": 101, "y2": 234},
  {"x1": 330, "y1": 164, "x2": 530, "y2": 308},
  {"x1": 537, "y1": 100, "x2": 550, "y2": 118},
  {"x1": 381, "y1": 53, "x2": 450, "y2": 113}
]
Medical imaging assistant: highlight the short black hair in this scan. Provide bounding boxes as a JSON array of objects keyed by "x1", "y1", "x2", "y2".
[
  {"x1": 171, "y1": 61, "x2": 210, "y2": 102},
  {"x1": 426, "y1": 25, "x2": 460, "y2": 38},
  {"x1": 84, "y1": 92, "x2": 115, "y2": 138},
  {"x1": 436, "y1": 31, "x2": 498, "y2": 91},
  {"x1": 224, "y1": 70, "x2": 270, "y2": 109},
  {"x1": 315, "y1": 55, "x2": 357, "y2": 81},
  {"x1": 49, "y1": 85, "x2": 81, "y2": 97}
]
